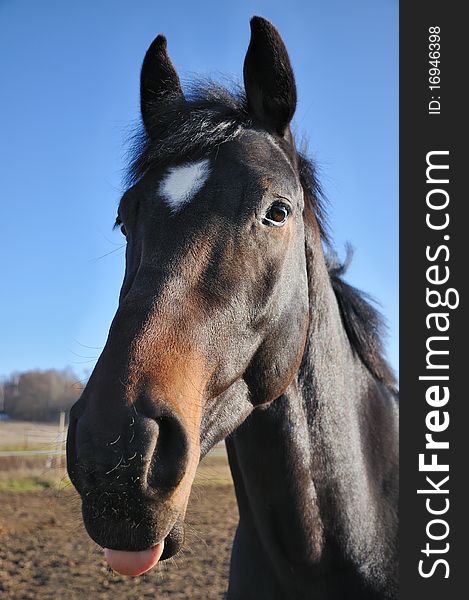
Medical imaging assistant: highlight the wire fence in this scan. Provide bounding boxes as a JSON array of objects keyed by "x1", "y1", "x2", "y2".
[{"x1": 0, "y1": 413, "x2": 67, "y2": 469}]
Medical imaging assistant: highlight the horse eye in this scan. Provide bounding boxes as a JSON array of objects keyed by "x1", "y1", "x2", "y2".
[
  {"x1": 114, "y1": 216, "x2": 127, "y2": 237},
  {"x1": 263, "y1": 202, "x2": 291, "y2": 227}
]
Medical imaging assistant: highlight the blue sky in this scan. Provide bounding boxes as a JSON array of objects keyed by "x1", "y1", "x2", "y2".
[{"x1": 0, "y1": 0, "x2": 398, "y2": 379}]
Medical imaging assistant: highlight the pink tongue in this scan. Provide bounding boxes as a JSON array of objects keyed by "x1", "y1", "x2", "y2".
[{"x1": 104, "y1": 541, "x2": 164, "y2": 576}]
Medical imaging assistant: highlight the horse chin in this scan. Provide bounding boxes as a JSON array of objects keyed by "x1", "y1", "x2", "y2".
[{"x1": 159, "y1": 517, "x2": 185, "y2": 559}]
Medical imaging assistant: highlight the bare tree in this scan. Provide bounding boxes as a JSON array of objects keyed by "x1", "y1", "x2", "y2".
[{"x1": 3, "y1": 369, "x2": 83, "y2": 421}]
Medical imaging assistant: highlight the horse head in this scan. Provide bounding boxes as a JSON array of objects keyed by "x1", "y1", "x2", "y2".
[{"x1": 67, "y1": 17, "x2": 316, "y2": 574}]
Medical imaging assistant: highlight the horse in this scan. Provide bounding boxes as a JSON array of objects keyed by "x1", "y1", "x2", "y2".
[{"x1": 66, "y1": 16, "x2": 398, "y2": 599}]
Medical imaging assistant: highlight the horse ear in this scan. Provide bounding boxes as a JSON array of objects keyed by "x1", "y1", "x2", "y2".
[
  {"x1": 140, "y1": 35, "x2": 183, "y2": 135},
  {"x1": 243, "y1": 17, "x2": 297, "y2": 137}
]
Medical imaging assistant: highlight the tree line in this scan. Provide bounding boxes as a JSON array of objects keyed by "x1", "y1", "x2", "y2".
[{"x1": 1, "y1": 369, "x2": 84, "y2": 422}]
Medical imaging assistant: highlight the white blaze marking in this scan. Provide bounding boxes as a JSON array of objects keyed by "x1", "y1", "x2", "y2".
[{"x1": 159, "y1": 159, "x2": 210, "y2": 212}]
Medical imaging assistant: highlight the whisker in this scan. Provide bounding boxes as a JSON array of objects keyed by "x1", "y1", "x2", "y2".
[
  {"x1": 89, "y1": 244, "x2": 126, "y2": 262},
  {"x1": 105, "y1": 454, "x2": 124, "y2": 475}
]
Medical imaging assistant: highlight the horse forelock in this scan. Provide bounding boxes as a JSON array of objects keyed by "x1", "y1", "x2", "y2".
[{"x1": 126, "y1": 81, "x2": 250, "y2": 187}]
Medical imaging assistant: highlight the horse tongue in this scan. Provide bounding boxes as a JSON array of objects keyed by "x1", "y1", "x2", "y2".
[{"x1": 104, "y1": 542, "x2": 164, "y2": 576}]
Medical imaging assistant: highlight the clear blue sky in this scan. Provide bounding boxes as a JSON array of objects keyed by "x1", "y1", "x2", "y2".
[{"x1": 0, "y1": 0, "x2": 398, "y2": 380}]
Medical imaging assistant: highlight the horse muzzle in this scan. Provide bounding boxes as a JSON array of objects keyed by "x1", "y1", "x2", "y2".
[{"x1": 66, "y1": 393, "x2": 196, "y2": 571}]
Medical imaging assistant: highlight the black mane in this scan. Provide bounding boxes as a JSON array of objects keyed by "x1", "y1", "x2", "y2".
[
  {"x1": 126, "y1": 82, "x2": 396, "y2": 390},
  {"x1": 327, "y1": 251, "x2": 397, "y2": 389}
]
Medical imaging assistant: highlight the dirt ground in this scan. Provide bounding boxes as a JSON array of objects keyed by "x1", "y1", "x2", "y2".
[{"x1": 0, "y1": 459, "x2": 238, "y2": 599}]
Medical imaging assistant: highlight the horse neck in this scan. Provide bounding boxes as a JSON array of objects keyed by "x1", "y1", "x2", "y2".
[
  {"x1": 226, "y1": 239, "x2": 398, "y2": 597},
  {"x1": 301, "y1": 245, "x2": 398, "y2": 571}
]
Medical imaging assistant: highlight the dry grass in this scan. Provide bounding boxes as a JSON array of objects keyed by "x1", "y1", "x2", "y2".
[{"x1": 0, "y1": 419, "x2": 66, "y2": 451}]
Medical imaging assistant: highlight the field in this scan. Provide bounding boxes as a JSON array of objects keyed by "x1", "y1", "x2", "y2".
[
  {"x1": 0, "y1": 421, "x2": 238, "y2": 599},
  {"x1": 0, "y1": 419, "x2": 66, "y2": 452}
]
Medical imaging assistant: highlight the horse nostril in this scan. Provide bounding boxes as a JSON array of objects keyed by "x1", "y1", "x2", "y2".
[
  {"x1": 147, "y1": 412, "x2": 190, "y2": 492},
  {"x1": 67, "y1": 398, "x2": 190, "y2": 497},
  {"x1": 132, "y1": 396, "x2": 191, "y2": 493}
]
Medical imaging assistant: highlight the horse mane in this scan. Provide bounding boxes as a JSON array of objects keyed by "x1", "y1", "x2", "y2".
[
  {"x1": 327, "y1": 253, "x2": 396, "y2": 389},
  {"x1": 127, "y1": 82, "x2": 396, "y2": 390},
  {"x1": 297, "y1": 153, "x2": 396, "y2": 390}
]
